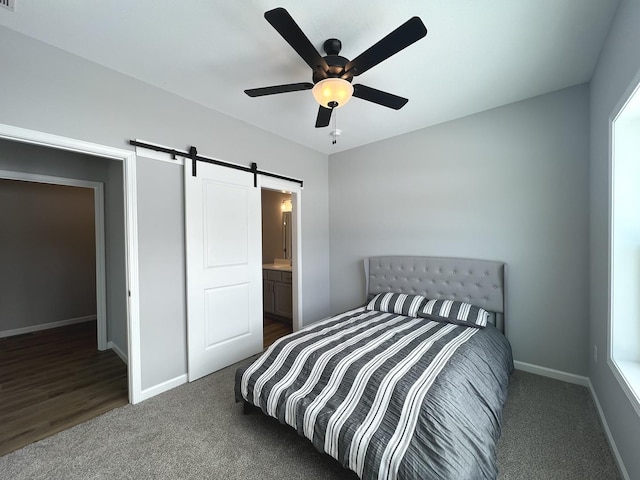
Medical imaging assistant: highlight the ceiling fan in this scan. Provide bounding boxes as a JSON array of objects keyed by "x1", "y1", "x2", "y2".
[{"x1": 244, "y1": 7, "x2": 428, "y2": 128}]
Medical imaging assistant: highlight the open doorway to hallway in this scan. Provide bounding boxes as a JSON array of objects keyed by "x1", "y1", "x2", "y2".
[{"x1": 0, "y1": 138, "x2": 129, "y2": 454}]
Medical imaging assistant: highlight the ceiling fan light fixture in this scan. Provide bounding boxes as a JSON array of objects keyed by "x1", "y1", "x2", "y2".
[{"x1": 312, "y1": 78, "x2": 353, "y2": 108}]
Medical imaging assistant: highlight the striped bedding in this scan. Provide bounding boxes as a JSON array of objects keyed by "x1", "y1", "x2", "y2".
[{"x1": 235, "y1": 306, "x2": 513, "y2": 480}]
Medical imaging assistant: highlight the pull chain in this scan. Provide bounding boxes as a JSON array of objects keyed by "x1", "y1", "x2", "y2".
[
  {"x1": 331, "y1": 109, "x2": 342, "y2": 145},
  {"x1": 332, "y1": 109, "x2": 337, "y2": 144}
]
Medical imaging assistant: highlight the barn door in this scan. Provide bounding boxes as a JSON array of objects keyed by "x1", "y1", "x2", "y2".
[{"x1": 184, "y1": 160, "x2": 263, "y2": 382}]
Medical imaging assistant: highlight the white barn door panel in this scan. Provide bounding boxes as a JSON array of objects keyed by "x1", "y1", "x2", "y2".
[{"x1": 185, "y1": 160, "x2": 263, "y2": 382}]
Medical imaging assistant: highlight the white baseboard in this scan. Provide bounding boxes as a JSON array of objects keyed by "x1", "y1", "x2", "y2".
[
  {"x1": 0, "y1": 315, "x2": 97, "y2": 338},
  {"x1": 138, "y1": 374, "x2": 188, "y2": 403},
  {"x1": 514, "y1": 360, "x2": 589, "y2": 386},
  {"x1": 107, "y1": 340, "x2": 128, "y2": 364},
  {"x1": 588, "y1": 380, "x2": 631, "y2": 480}
]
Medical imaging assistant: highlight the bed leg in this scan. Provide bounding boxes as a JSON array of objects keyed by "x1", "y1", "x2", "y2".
[{"x1": 242, "y1": 401, "x2": 255, "y2": 415}]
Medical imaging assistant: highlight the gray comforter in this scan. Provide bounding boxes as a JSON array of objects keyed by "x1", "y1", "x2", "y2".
[{"x1": 235, "y1": 307, "x2": 513, "y2": 480}]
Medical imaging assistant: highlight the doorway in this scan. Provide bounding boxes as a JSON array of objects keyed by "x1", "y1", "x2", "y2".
[
  {"x1": 261, "y1": 188, "x2": 294, "y2": 348},
  {"x1": 0, "y1": 123, "x2": 142, "y2": 405},
  {"x1": 0, "y1": 172, "x2": 107, "y2": 348},
  {"x1": 0, "y1": 150, "x2": 129, "y2": 454},
  {"x1": 259, "y1": 176, "x2": 302, "y2": 337}
]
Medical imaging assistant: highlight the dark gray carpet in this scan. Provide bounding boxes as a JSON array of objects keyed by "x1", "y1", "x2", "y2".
[
  {"x1": 0, "y1": 359, "x2": 622, "y2": 480},
  {"x1": 497, "y1": 370, "x2": 621, "y2": 480}
]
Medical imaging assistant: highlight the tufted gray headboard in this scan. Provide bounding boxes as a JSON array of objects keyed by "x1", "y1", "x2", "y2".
[{"x1": 364, "y1": 256, "x2": 507, "y2": 333}]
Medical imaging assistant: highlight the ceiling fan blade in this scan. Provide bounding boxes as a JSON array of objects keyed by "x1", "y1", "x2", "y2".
[
  {"x1": 343, "y1": 17, "x2": 427, "y2": 78},
  {"x1": 315, "y1": 105, "x2": 333, "y2": 128},
  {"x1": 265, "y1": 7, "x2": 329, "y2": 76},
  {"x1": 353, "y1": 84, "x2": 408, "y2": 110},
  {"x1": 244, "y1": 82, "x2": 314, "y2": 97}
]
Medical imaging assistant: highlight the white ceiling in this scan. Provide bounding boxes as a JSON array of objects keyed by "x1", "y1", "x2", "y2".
[{"x1": 0, "y1": 0, "x2": 619, "y2": 154}]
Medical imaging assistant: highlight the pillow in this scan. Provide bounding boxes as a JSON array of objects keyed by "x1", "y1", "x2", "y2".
[
  {"x1": 366, "y1": 293, "x2": 426, "y2": 317},
  {"x1": 418, "y1": 299, "x2": 489, "y2": 328}
]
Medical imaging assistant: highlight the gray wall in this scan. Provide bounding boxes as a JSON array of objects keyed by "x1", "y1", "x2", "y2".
[
  {"x1": 329, "y1": 84, "x2": 590, "y2": 376},
  {"x1": 589, "y1": 0, "x2": 640, "y2": 478},
  {"x1": 0, "y1": 26, "x2": 331, "y2": 392},
  {"x1": 136, "y1": 158, "x2": 187, "y2": 388},
  {"x1": 0, "y1": 178, "x2": 96, "y2": 331},
  {"x1": 0, "y1": 139, "x2": 128, "y2": 353}
]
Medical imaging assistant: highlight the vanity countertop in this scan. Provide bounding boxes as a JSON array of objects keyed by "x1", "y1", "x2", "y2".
[{"x1": 262, "y1": 263, "x2": 292, "y2": 272}]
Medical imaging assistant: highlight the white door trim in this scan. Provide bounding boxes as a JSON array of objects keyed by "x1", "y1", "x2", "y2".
[
  {"x1": 0, "y1": 169, "x2": 108, "y2": 350},
  {"x1": 260, "y1": 176, "x2": 303, "y2": 331},
  {"x1": 0, "y1": 123, "x2": 142, "y2": 404}
]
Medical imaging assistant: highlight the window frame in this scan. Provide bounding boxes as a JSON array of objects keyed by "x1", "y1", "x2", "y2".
[{"x1": 608, "y1": 70, "x2": 640, "y2": 418}]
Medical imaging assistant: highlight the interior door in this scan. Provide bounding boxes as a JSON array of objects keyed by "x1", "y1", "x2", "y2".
[{"x1": 184, "y1": 159, "x2": 263, "y2": 382}]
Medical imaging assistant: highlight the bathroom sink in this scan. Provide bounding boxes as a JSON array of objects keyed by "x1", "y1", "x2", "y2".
[{"x1": 263, "y1": 262, "x2": 292, "y2": 271}]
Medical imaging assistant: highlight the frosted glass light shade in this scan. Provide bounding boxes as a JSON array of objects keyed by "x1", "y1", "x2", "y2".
[{"x1": 312, "y1": 78, "x2": 354, "y2": 108}]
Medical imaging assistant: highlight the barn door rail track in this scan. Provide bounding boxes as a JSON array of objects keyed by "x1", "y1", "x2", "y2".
[{"x1": 129, "y1": 140, "x2": 303, "y2": 188}]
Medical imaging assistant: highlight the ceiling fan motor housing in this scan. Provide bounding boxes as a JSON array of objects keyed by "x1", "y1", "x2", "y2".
[{"x1": 313, "y1": 39, "x2": 351, "y2": 83}]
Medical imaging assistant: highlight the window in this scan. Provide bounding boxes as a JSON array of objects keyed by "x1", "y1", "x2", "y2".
[{"x1": 610, "y1": 75, "x2": 640, "y2": 415}]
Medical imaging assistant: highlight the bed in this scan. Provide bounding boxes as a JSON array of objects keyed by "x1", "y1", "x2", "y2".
[{"x1": 235, "y1": 256, "x2": 513, "y2": 480}]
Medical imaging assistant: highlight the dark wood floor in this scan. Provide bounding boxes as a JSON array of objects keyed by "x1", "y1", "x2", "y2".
[
  {"x1": 0, "y1": 317, "x2": 290, "y2": 457},
  {"x1": 0, "y1": 322, "x2": 128, "y2": 456},
  {"x1": 264, "y1": 316, "x2": 292, "y2": 348}
]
